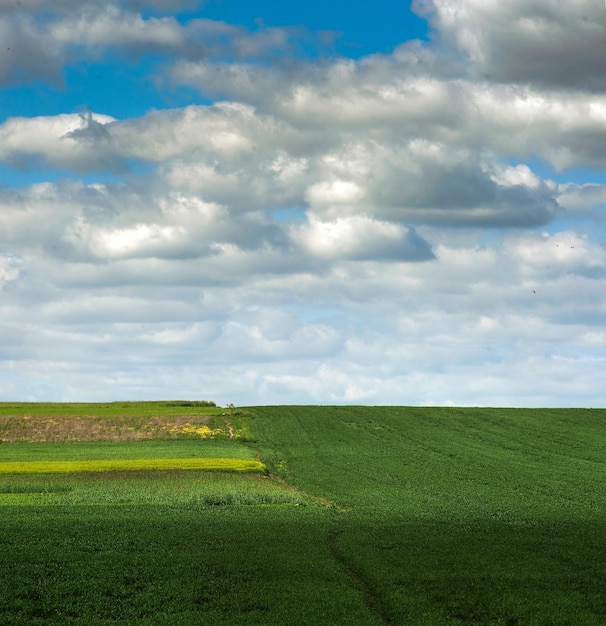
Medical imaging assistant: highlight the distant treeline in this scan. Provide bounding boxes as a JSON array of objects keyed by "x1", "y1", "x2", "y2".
[{"x1": 114, "y1": 400, "x2": 217, "y2": 407}]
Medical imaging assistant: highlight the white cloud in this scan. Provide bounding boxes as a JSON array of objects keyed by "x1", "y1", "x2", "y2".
[
  {"x1": 306, "y1": 179, "x2": 365, "y2": 208},
  {"x1": 169, "y1": 60, "x2": 283, "y2": 103},
  {"x1": 268, "y1": 151, "x2": 309, "y2": 184},
  {"x1": 0, "y1": 113, "x2": 117, "y2": 171},
  {"x1": 557, "y1": 183, "x2": 606, "y2": 213},
  {"x1": 0, "y1": 3, "x2": 333, "y2": 91},
  {"x1": 49, "y1": 7, "x2": 184, "y2": 52},
  {"x1": 1, "y1": 0, "x2": 606, "y2": 406},
  {"x1": 0, "y1": 16, "x2": 61, "y2": 86},
  {"x1": 0, "y1": 256, "x2": 21, "y2": 287},
  {"x1": 64, "y1": 193, "x2": 225, "y2": 261},
  {"x1": 0, "y1": 0, "x2": 200, "y2": 14},
  {"x1": 169, "y1": 57, "x2": 606, "y2": 173},
  {"x1": 296, "y1": 214, "x2": 433, "y2": 262},
  {"x1": 414, "y1": 0, "x2": 606, "y2": 90},
  {"x1": 505, "y1": 231, "x2": 606, "y2": 280},
  {"x1": 2, "y1": 224, "x2": 605, "y2": 405}
]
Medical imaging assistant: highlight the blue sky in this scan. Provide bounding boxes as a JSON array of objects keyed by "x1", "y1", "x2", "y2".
[
  {"x1": 0, "y1": 0, "x2": 605, "y2": 406},
  {"x1": 0, "y1": 1, "x2": 428, "y2": 123}
]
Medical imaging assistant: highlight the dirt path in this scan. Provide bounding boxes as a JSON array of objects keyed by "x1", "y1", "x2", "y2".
[{"x1": 326, "y1": 529, "x2": 392, "y2": 625}]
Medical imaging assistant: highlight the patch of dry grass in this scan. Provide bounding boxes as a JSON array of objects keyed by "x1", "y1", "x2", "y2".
[{"x1": 0, "y1": 414, "x2": 237, "y2": 443}]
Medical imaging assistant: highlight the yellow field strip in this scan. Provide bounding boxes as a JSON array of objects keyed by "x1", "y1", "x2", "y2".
[{"x1": 0, "y1": 457, "x2": 265, "y2": 474}]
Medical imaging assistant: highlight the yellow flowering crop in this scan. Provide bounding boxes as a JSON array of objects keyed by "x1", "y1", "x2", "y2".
[
  {"x1": 0, "y1": 457, "x2": 265, "y2": 474},
  {"x1": 166, "y1": 424, "x2": 226, "y2": 438}
]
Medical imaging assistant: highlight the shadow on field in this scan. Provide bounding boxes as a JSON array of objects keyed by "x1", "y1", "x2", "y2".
[
  {"x1": 0, "y1": 504, "x2": 381, "y2": 626},
  {"x1": 331, "y1": 514, "x2": 606, "y2": 625},
  {"x1": 2, "y1": 505, "x2": 606, "y2": 624}
]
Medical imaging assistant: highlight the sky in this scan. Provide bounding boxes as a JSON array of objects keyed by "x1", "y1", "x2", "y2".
[{"x1": 0, "y1": 0, "x2": 605, "y2": 407}]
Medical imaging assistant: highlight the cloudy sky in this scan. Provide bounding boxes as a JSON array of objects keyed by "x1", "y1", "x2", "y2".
[{"x1": 1, "y1": 0, "x2": 605, "y2": 406}]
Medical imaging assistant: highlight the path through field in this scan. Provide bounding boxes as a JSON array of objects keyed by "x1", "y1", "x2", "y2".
[{"x1": 250, "y1": 406, "x2": 606, "y2": 625}]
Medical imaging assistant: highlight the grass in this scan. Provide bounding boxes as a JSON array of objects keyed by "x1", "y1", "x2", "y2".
[
  {"x1": 0, "y1": 401, "x2": 218, "y2": 419},
  {"x1": 2, "y1": 403, "x2": 606, "y2": 624},
  {"x1": 251, "y1": 406, "x2": 606, "y2": 624},
  {"x1": 0, "y1": 471, "x2": 303, "y2": 507},
  {"x1": 1, "y1": 505, "x2": 375, "y2": 625},
  {"x1": 0, "y1": 439, "x2": 254, "y2": 461}
]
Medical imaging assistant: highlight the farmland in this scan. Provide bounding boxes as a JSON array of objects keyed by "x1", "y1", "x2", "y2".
[{"x1": 1, "y1": 403, "x2": 606, "y2": 624}]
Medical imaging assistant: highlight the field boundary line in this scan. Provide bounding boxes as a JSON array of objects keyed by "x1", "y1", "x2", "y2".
[{"x1": 259, "y1": 469, "x2": 351, "y2": 511}]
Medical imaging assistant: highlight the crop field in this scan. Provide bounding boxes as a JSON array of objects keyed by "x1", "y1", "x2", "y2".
[{"x1": 2, "y1": 403, "x2": 606, "y2": 624}]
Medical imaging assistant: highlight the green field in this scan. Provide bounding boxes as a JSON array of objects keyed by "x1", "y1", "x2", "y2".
[{"x1": 2, "y1": 403, "x2": 606, "y2": 624}]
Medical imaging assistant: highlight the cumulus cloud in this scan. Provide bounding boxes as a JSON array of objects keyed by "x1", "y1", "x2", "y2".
[
  {"x1": 169, "y1": 60, "x2": 285, "y2": 104},
  {"x1": 1, "y1": 0, "x2": 605, "y2": 405},
  {"x1": 0, "y1": 255, "x2": 21, "y2": 288},
  {"x1": 2, "y1": 224, "x2": 604, "y2": 405},
  {"x1": 0, "y1": 101, "x2": 565, "y2": 227},
  {"x1": 557, "y1": 182, "x2": 606, "y2": 216},
  {"x1": 65, "y1": 193, "x2": 228, "y2": 261},
  {"x1": 414, "y1": 0, "x2": 606, "y2": 90},
  {"x1": 295, "y1": 214, "x2": 434, "y2": 262},
  {"x1": 504, "y1": 231, "x2": 606, "y2": 280},
  {"x1": 0, "y1": 0, "x2": 201, "y2": 14},
  {"x1": 0, "y1": 16, "x2": 61, "y2": 86},
  {"x1": 169, "y1": 56, "x2": 606, "y2": 172},
  {"x1": 304, "y1": 141, "x2": 560, "y2": 227},
  {"x1": 0, "y1": 2, "x2": 337, "y2": 91},
  {"x1": 49, "y1": 7, "x2": 184, "y2": 53},
  {"x1": 0, "y1": 113, "x2": 118, "y2": 171}
]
